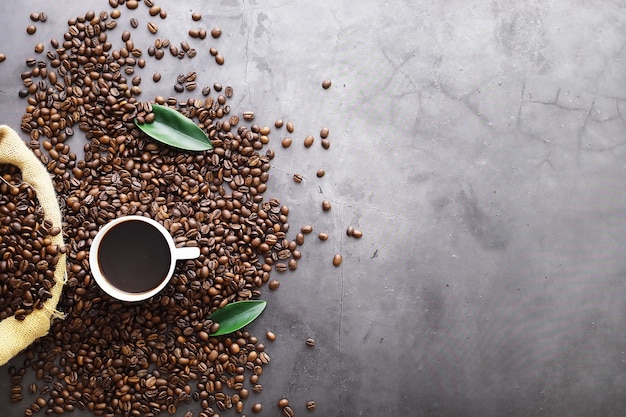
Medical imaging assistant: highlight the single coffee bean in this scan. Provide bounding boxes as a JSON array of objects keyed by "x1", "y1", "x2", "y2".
[
  {"x1": 213, "y1": 82, "x2": 222, "y2": 91},
  {"x1": 318, "y1": 232, "x2": 328, "y2": 241},
  {"x1": 188, "y1": 28, "x2": 200, "y2": 38},
  {"x1": 211, "y1": 27, "x2": 222, "y2": 38},
  {"x1": 305, "y1": 338, "x2": 315, "y2": 347},
  {"x1": 149, "y1": 5, "x2": 161, "y2": 16},
  {"x1": 26, "y1": 25, "x2": 37, "y2": 35},
  {"x1": 283, "y1": 406, "x2": 295, "y2": 417},
  {"x1": 268, "y1": 280, "x2": 280, "y2": 290},
  {"x1": 321, "y1": 138, "x2": 331, "y2": 149},
  {"x1": 243, "y1": 111, "x2": 255, "y2": 121},
  {"x1": 130, "y1": 17, "x2": 138, "y2": 28},
  {"x1": 252, "y1": 403, "x2": 263, "y2": 413},
  {"x1": 286, "y1": 121, "x2": 294, "y2": 133},
  {"x1": 278, "y1": 398, "x2": 289, "y2": 408},
  {"x1": 38, "y1": 12, "x2": 47, "y2": 22},
  {"x1": 209, "y1": 47, "x2": 218, "y2": 56},
  {"x1": 266, "y1": 331, "x2": 276, "y2": 341},
  {"x1": 306, "y1": 400, "x2": 317, "y2": 410},
  {"x1": 275, "y1": 119, "x2": 283, "y2": 128},
  {"x1": 347, "y1": 226, "x2": 354, "y2": 237},
  {"x1": 316, "y1": 168, "x2": 325, "y2": 178},
  {"x1": 322, "y1": 79, "x2": 332, "y2": 89},
  {"x1": 320, "y1": 127, "x2": 329, "y2": 138},
  {"x1": 304, "y1": 135, "x2": 314, "y2": 147},
  {"x1": 34, "y1": 43, "x2": 44, "y2": 53},
  {"x1": 121, "y1": 30, "x2": 131, "y2": 42},
  {"x1": 352, "y1": 229, "x2": 363, "y2": 239},
  {"x1": 199, "y1": 28, "x2": 207, "y2": 39},
  {"x1": 282, "y1": 137, "x2": 292, "y2": 148},
  {"x1": 126, "y1": 0, "x2": 139, "y2": 9},
  {"x1": 0, "y1": 53, "x2": 6, "y2": 62},
  {"x1": 30, "y1": 12, "x2": 40, "y2": 22},
  {"x1": 301, "y1": 225, "x2": 313, "y2": 234},
  {"x1": 215, "y1": 54, "x2": 224, "y2": 65},
  {"x1": 293, "y1": 174, "x2": 303, "y2": 183},
  {"x1": 159, "y1": 9, "x2": 167, "y2": 18},
  {"x1": 191, "y1": 12, "x2": 202, "y2": 21},
  {"x1": 152, "y1": 72, "x2": 161, "y2": 82},
  {"x1": 321, "y1": 200, "x2": 331, "y2": 211},
  {"x1": 332, "y1": 254, "x2": 343, "y2": 266},
  {"x1": 147, "y1": 22, "x2": 158, "y2": 34}
]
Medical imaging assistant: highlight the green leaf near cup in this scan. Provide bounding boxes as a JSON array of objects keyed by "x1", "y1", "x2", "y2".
[
  {"x1": 208, "y1": 300, "x2": 267, "y2": 336},
  {"x1": 134, "y1": 104, "x2": 213, "y2": 151}
]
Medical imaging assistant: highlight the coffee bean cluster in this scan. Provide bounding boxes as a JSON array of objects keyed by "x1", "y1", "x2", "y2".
[
  {"x1": 11, "y1": 3, "x2": 302, "y2": 416},
  {"x1": 0, "y1": 165, "x2": 63, "y2": 321}
]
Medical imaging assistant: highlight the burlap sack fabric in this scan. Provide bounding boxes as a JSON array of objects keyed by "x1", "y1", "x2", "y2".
[{"x1": 0, "y1": 125, "x2": 66, "y2": 366}]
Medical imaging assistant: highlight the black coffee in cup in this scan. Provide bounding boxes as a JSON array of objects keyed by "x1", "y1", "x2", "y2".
[{"x1": 97, "y1": 219, "x2": 172, "y2": 293}]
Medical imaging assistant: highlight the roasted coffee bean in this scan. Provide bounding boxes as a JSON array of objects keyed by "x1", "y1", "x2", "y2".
[
  {"x1": 282, "y1": 137, "x2": 292, "y2": 148},
  {"x1": 293, "y1": 174, "x2": 303, "y2": 183},
  {"x1": 243, "y1": 111, "x2": 255, "y2": 121},
  {"x1": 320, "y1": 127, "x2": 329, "y2": 138},
  {"x1": 130, "y1": 17, "x2": 138, "y2": 28},
  {"x1": 321, "y1": 200, "x2": 332, "y2": 211},
  {"x1": 191, "y1": 12, "x2": 202, "y2": 21},
  {"x1": 275, "y1": 119, "x2": 283, "y2": 128},
  {"x1": 304, "y1": 135, "x2": 314, "y2": 147},
  {"x1": 252, "y1": 403, "x2": 263, "y2": 413},
  {"x1": 283, "y1": 406, "x2": 295, "y2": 417},
  {"x1": 268, "y1": 280, "x2": 280, "y2": 290},
  {"x1": 215, "y1": 54, "x2": 225, "y2": 65},
  {"x1": 189, "y1": 28, "x2": 200, "y2": 38},
  {"x1": 0, "y1": 53, "x2": 6, "y2": 62},
  {"x1": 30, "y1": 12, "x2": 40, "y2": 22},
  {"x1": 321, "y1": 138, "x2": 331, "y2": 149},
  {"x1": 211, "y1": 27, "x2": 222, "y2": 38},
  {"x1": 332, "y1": 254, "x2": 343, "y2": 266},
  {"x1": 306, "y1": 338, "x2": 316, "y2": 347},
  {"x1": 34, "y1": 43, "x2": 44, "y2": 53},
  {"x1": 26, "y1": 25, "x2": 37, "y2": 35},
  {"x1": 126, "y1": 0, "x2": 139, "y2": 9},
  {"x1": 352, "y1": 229, "x2": 363, "y2": 239},
  {"x1": 149, "y1": 5, "x2": 161, "y2": 16},
  {"x1": 278, "y1": 398, "x2": 289, "y2": 408},
  {"x1": 317, "y1": 232, "x2": 328, "y2": 241},
  {"x1": 147, "y1": 21, "x2": 158, "y2": 34},
  {"x1": 316, "y1": 168, "x2": 325, "y2": 177},
  {"x1": 306, "y1": 400, "x2": 316, "y2": 410},
  {"x1": 322, "y1": 79, "x2": 332, "y2": 89},
  {"x1": 347, "y1": 226, "x2": 355, "y2": 237},
  {"x1": 266, "y1": 331, "x2": 276, "y2": 341},
  {"x1": 286, "y1": 121, "x2": 294, "y2": 133},
  {"x1": 152, "y1": 72, "x2": 161, "y2": 82}
]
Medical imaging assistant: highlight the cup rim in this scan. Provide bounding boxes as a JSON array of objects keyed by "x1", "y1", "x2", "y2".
[{"x1": 89, "y1": 215, "x2": 176, "y2": 302}]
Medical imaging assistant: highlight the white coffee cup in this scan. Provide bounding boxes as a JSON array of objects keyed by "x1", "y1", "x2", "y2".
[{"x1": 89, "y1": 215, "x2": 200, "y2": 302}]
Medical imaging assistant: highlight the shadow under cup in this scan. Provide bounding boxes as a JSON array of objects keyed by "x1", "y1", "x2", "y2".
[{"x1": 89, "y1": 216, "x2": 200, "y2": 301}]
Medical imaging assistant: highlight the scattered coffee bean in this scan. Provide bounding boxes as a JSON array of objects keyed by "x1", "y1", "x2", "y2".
[
  {"x1": 301, "y1": 225, "x2": 313, "y2": 234},
  {"x1": 215, "y1": 54, "x2": 224, "y2": 65},
  {"x1": 191, "y1": 12, "x2": 202, "y2": 21},
  {"x1": 305, "y1": 338, "x2": 315, "y2": 347},
  {"x1": 278, "y1": 398, "x2": 289, "y2": 408},
  {"x1": 149, "y1": 5, "x2": 161, "y2": 16},
  {"x1": 282, "y1": 137, "x2": 292, "y2": 148},
  {"x1": 0, "y1": 53, "x2": 6, "y2": 62},
  {"x1": 126, "y1": 0, "x2": 139, "y2": 9},
  {"x1": 26, "y1": 25, "x2": 37, "y2": 35},
  {"x1": 306, "y1": 400, "x2": 317, "y2": 410},
  {"x1": 130, "y1": 17, "x2": 138, "y2": 28},
  {"x1": 322, "y1": 79, "x2": 332, "y2": 89},
  {"x1": 304, "y1": 135, "x2": 314, "y2": 147},
  {"x1": 347, "y1": 226, "x2": 354, "y2": 237},
  {"x1": 286, "y1": 121, "x2": 294, "y2": 133},
  {"x1": 293, "y1": 174, "x2": 303, "y2": 183},
  {"x1": 316, "y1": 168, "x2": 325, "y2": 177},
  {"x1": 321, "y1": 200, "x2": 332, "y2": 211},
  {"x1": 320, "y1": 127, "x2": 329, "y2": 138},
  {"x1": 283, "y1": 406, "x2": 295, "y2": 417},
  {"x1": 352, "y1": 229, "x2": 363, "y2": 239},
  {"x1": 266, "y1": 331, "x2": 277, "y2": 341},
  {"x1": 333, "y1": 254, "x2": 343, "y2": 266},
  {"x1": 252, "y1": 403, "x2": 263, "y2": 413},
  {"x1": 268, "y1": 280, "x2": 280, "y2": 290},
  {"x1": 211, "y1": 27, "x2": 222, "y2": 38},
  {"x1": 147, "y1": 21, "x2": 158, "y2": 34},
  {"x1": 318, "y1": 232, "x2": 328, "y2": 241},
  {"x1": 275, "y1": 119, "x2": 284, "y2": 128},
  {"x1": 152, "y1": 72, "x2": 161, "y2": 82},
  {"x1": 34, "y1": 43, "x2": 44, "y2": 53},
  {"x1": 29, "y1": 12, "x2": 40, "y2": 22},
  {"x1": 321, "y1": 139, "x2": 330, "y2": 149}
]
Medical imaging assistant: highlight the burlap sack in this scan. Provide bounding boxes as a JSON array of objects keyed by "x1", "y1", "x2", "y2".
[{"x1": 0, "y1": 125, "x2": 66, "y2": 366}]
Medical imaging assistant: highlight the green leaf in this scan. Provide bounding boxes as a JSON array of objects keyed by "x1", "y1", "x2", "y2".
[
  {"x1": 208, "y1": 300, "x2": 267, "y2": 336},
  {"x1": 134, "y1": 104, "x2": 213, "y2": 151}
]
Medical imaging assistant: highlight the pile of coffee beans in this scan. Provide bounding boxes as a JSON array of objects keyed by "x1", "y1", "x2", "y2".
[
  {"x1": 0, "y1": 165, "x2": 64, "y2": 321},
  {"x1": 9, "y1": 2, "x2": 305, "y2": 416}
]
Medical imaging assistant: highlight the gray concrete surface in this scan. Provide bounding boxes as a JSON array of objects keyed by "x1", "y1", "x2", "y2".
[{"x1": 1, "y1": 0, "x2": 625, "y2": 416}]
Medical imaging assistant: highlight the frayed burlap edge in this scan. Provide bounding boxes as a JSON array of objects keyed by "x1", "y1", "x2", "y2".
[{"x1": 0, "y1": 125, "x2": 66, "y2": 366}]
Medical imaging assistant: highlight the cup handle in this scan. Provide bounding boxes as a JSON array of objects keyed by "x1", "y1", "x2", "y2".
[{"x1": 173, "y1": 246, "x2": 201, "y2": 260}]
